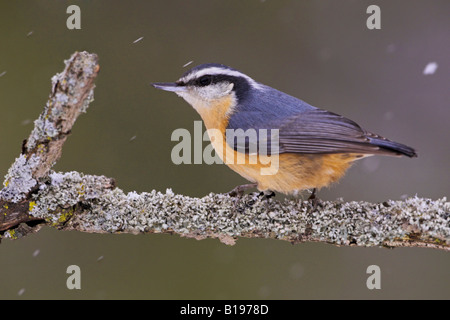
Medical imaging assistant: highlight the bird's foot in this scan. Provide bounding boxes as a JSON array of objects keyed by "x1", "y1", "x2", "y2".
[
  {"x1": 227, "y1": 183, "x2": 257, "y2": 218},
  {"x1": 227, "y1": 183, "x2": 258, "y2": 198},
  {"x1": 307, "y1": 188, "x2": 320, "y2": 210},
  {"x1": 258, "y1": 190, "x2": 276, "y2": 200}
]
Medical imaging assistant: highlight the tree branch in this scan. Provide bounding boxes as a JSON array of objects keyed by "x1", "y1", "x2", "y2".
[
  {"x1": 0, "y1": 51, "x2": 449, "y2": 251},
  {"x1": 0, "y1": 51, "x2": 99, "y2": 233}
]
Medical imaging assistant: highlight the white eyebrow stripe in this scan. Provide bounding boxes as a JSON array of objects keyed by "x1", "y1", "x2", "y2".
[{"x1": 180, "y1": 67, "x2": 263, "y2": 90}]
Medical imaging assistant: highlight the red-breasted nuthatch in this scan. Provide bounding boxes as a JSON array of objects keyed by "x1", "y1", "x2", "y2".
[{"x1": 153, "y1": 63, "x2": 417, "y2": 197}]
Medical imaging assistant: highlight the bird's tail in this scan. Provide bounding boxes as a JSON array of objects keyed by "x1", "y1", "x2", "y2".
[{"x1": 368, "y1": 134, "x2": 417, "y2": 158}]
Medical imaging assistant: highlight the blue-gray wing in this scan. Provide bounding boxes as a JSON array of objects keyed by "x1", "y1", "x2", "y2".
[{"x1": 226, "y1": 86, "x2": 417, "y2": 157}]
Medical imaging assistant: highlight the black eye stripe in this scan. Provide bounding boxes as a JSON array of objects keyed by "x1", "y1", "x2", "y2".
[
  {"x1": 192, "y1": 74, "x2": 238, "y2": 86},
  {"x1": 197, "y1": 75, "x2": 212, "y2": 86},
  {"x1": 187, "y1": 74, "x2": 246, "y2": 88},
  {"x1": 183, "y1": 74, "x2": 250, "y2": 101}
]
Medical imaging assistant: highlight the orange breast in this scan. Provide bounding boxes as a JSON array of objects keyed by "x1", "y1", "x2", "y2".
[{"x1": 196, "y1": 96, "x2": 358, "y2": 195}]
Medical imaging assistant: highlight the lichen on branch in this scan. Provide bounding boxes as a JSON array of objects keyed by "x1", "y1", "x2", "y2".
[{"x1": 25, "y1": 170, "x2": 450, "y2": 249}]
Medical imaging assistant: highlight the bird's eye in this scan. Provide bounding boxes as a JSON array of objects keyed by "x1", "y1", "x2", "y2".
[{"x1": 197, "y1": 75, "x2": 212, "y2": 86}]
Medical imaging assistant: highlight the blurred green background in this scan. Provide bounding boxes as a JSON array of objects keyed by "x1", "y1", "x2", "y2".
[{"x1": 0, "y1": 0, "x2": 449, "y2": 299}]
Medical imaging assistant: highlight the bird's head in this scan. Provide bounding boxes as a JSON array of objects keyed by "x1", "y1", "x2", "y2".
[{"x1": 153, "y1": 63, "x2": 261, "y2": 113}]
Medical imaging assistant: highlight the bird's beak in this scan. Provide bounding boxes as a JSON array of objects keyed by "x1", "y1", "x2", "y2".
[{"x1": 152, "y1": 82, "x2": 187, "y2": 92}]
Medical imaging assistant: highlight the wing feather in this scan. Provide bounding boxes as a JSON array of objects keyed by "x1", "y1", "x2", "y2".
[{"x1": 226, "y1": 88, "x2": 416, "y2": 157}]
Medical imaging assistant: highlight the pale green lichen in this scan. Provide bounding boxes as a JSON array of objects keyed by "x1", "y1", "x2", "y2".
[
  {"x1": 28, "y1": 170, "x2": 450, "y2": 247},
  {"x1": 28, "y1": 201, "x2": 36, "y2": 212},
  {"x1": 3, "y1": 229, "x2": 18, "y2": 240},
  {"x1": 0, "y1": 154, "x2": 40, "y2": 203},
  {"x1": 26, "y1": 51, "x2": 97, "y2": 152},
  {"x1": 80, "y1": 88, "x2": 95, "y2": 113},
  {"x1": 29, "y1": 171, "x2": 112, "y2": 225},
  {"x1": 26, "y1": 103, "x2": 60, "y2": 151}
]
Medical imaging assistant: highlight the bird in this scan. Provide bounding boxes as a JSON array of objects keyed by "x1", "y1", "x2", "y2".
[{"x1": 152, "y1": 63, "x2": 417, "y2": 198}]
